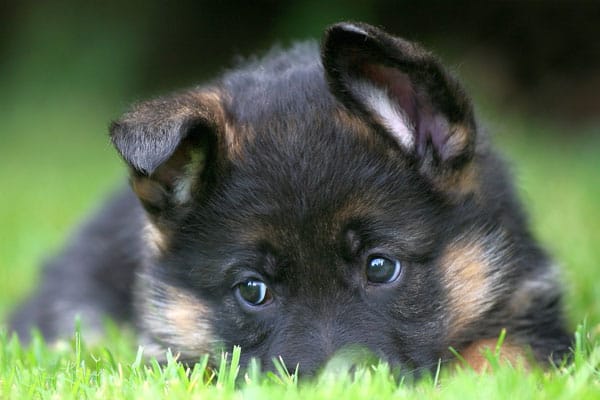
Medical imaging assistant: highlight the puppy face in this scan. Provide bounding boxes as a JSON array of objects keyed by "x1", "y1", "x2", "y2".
[{"x1": 110, "y1": 23, "x2": 567, "y2": 374}]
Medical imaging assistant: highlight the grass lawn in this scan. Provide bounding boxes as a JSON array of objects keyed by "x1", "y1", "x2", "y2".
[{"x1": 1, "y1": 29, "x2": 599, "y2": 398}]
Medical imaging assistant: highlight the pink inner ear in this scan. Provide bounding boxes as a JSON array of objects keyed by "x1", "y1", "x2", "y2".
[
  {"x1": 362, "y1": 64, "x2": 420, "y2": 132},
  {"x1": 361, "y1": 63, "x2": 453, "y2": 160}
]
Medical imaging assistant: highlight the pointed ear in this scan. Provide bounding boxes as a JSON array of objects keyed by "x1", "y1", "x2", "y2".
[
  {"x1": 322, "y1": 22, "x2": 476, "y2": 171},
  {"x1": 110, "y1": 90, "x2": 225, "y2": 222}
]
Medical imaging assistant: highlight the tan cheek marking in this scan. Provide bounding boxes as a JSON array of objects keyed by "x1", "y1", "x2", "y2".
[
  {"x1": 441, "y1": 242, "x2": 490, "y2": 338},
  {"x1": 143, "y1": 222, "x2": 168, "y2": 255},
  {"x1": 136, "y1": 279, "x2": 215, "y2": 361},
  {"x1": 163, "y1": 287, "x2": 213, "y2": 352},
  {"x1": 457, "y1": 338, "x2": 529, "y2": 372}
]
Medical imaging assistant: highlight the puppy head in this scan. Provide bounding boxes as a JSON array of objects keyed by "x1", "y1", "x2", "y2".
[{"x1": 110, "y1": 23, "x2": 559, "y2": 374}]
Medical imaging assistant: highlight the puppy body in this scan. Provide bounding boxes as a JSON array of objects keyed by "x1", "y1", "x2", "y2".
[{"x1": 10, "y1": 23, "x2": 571, "y2": 374}]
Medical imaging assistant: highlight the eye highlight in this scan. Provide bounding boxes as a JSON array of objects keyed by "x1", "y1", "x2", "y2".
[
  {"x1": 236, "y1": 279, "x2": 273, "y2": 307},
  {"x1": 366, "y1": 255, "x2": 402, "y2": 284}
]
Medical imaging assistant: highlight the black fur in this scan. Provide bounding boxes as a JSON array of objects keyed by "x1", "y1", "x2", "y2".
[{"x1": 10, "y1": 22, "x2": 571, "y2": 376}]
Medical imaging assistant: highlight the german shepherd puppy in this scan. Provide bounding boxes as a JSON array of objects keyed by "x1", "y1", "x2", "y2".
[{"x1": 10, "y1": 22, "x2": 571, "y2": 375}]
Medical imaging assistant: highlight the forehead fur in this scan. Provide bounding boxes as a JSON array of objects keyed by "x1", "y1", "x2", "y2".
[
  {"x1": 222, "y1": 43, "x2": 329, "y2": 126},
  {"x1": 219, "y1": 43, "x2": 391, "y2": 154},
  {"x1": 214, "y1": 43, "x2": 425, "y2": 206}
]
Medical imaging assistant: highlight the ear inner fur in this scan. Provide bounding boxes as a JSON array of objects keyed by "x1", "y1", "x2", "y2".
[
  {"x1": 322, "y1": 22, "x2": 477, "y2": 191},
  {"x1": 110, "y1": 89, "x2": 228, "y2": 222}
]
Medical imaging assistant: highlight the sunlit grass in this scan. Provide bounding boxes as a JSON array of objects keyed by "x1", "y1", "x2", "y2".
[{"x1": 0, "y1": 322, "x2": 599, "y2": 399}]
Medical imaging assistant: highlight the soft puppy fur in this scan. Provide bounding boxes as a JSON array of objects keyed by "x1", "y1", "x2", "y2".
[{"x1": 10, "y1": 22, "x2": 572, "y2": 375}]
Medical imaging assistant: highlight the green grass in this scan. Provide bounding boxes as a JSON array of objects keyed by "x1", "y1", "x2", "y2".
[
  {"x1": 1, "y1": 12, "x2": 600, "y2": 398},
  {"x1": 0, "y1": 322, "x2": 599, "y2": 399}
]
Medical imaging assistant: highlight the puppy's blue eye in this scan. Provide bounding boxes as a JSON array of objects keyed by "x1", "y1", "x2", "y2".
[
  {"x1": 236, "y1": 280, "x2": 272, "y2": 306},
  {"x1": 366, "y1": 256, "x2": 401, "y2": 284}
]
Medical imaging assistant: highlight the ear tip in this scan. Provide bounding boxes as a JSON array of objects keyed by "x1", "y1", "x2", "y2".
[
  {"x1": 324, "y1": 22, "x2": 374, "y2": 46},
  {"x1": 108, "y1": 120, "x2": 154, "y2": 175},
  {"x1": 108, "y1": 120, "x2": 129, "y2": 155},
  {"x1": 322, "y1": 22, "x2": 377, "y2": 68},
  {"x1": 109, "y1": 120, "x2": 123, "y2": 138},
  {"x1": 326, "y1": 22, "x2": 370, "y2": 37}
]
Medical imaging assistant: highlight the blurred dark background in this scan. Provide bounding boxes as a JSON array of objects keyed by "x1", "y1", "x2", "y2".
[{"x1": 1, "y1": 0, "x2": 598, "y2": 124}]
